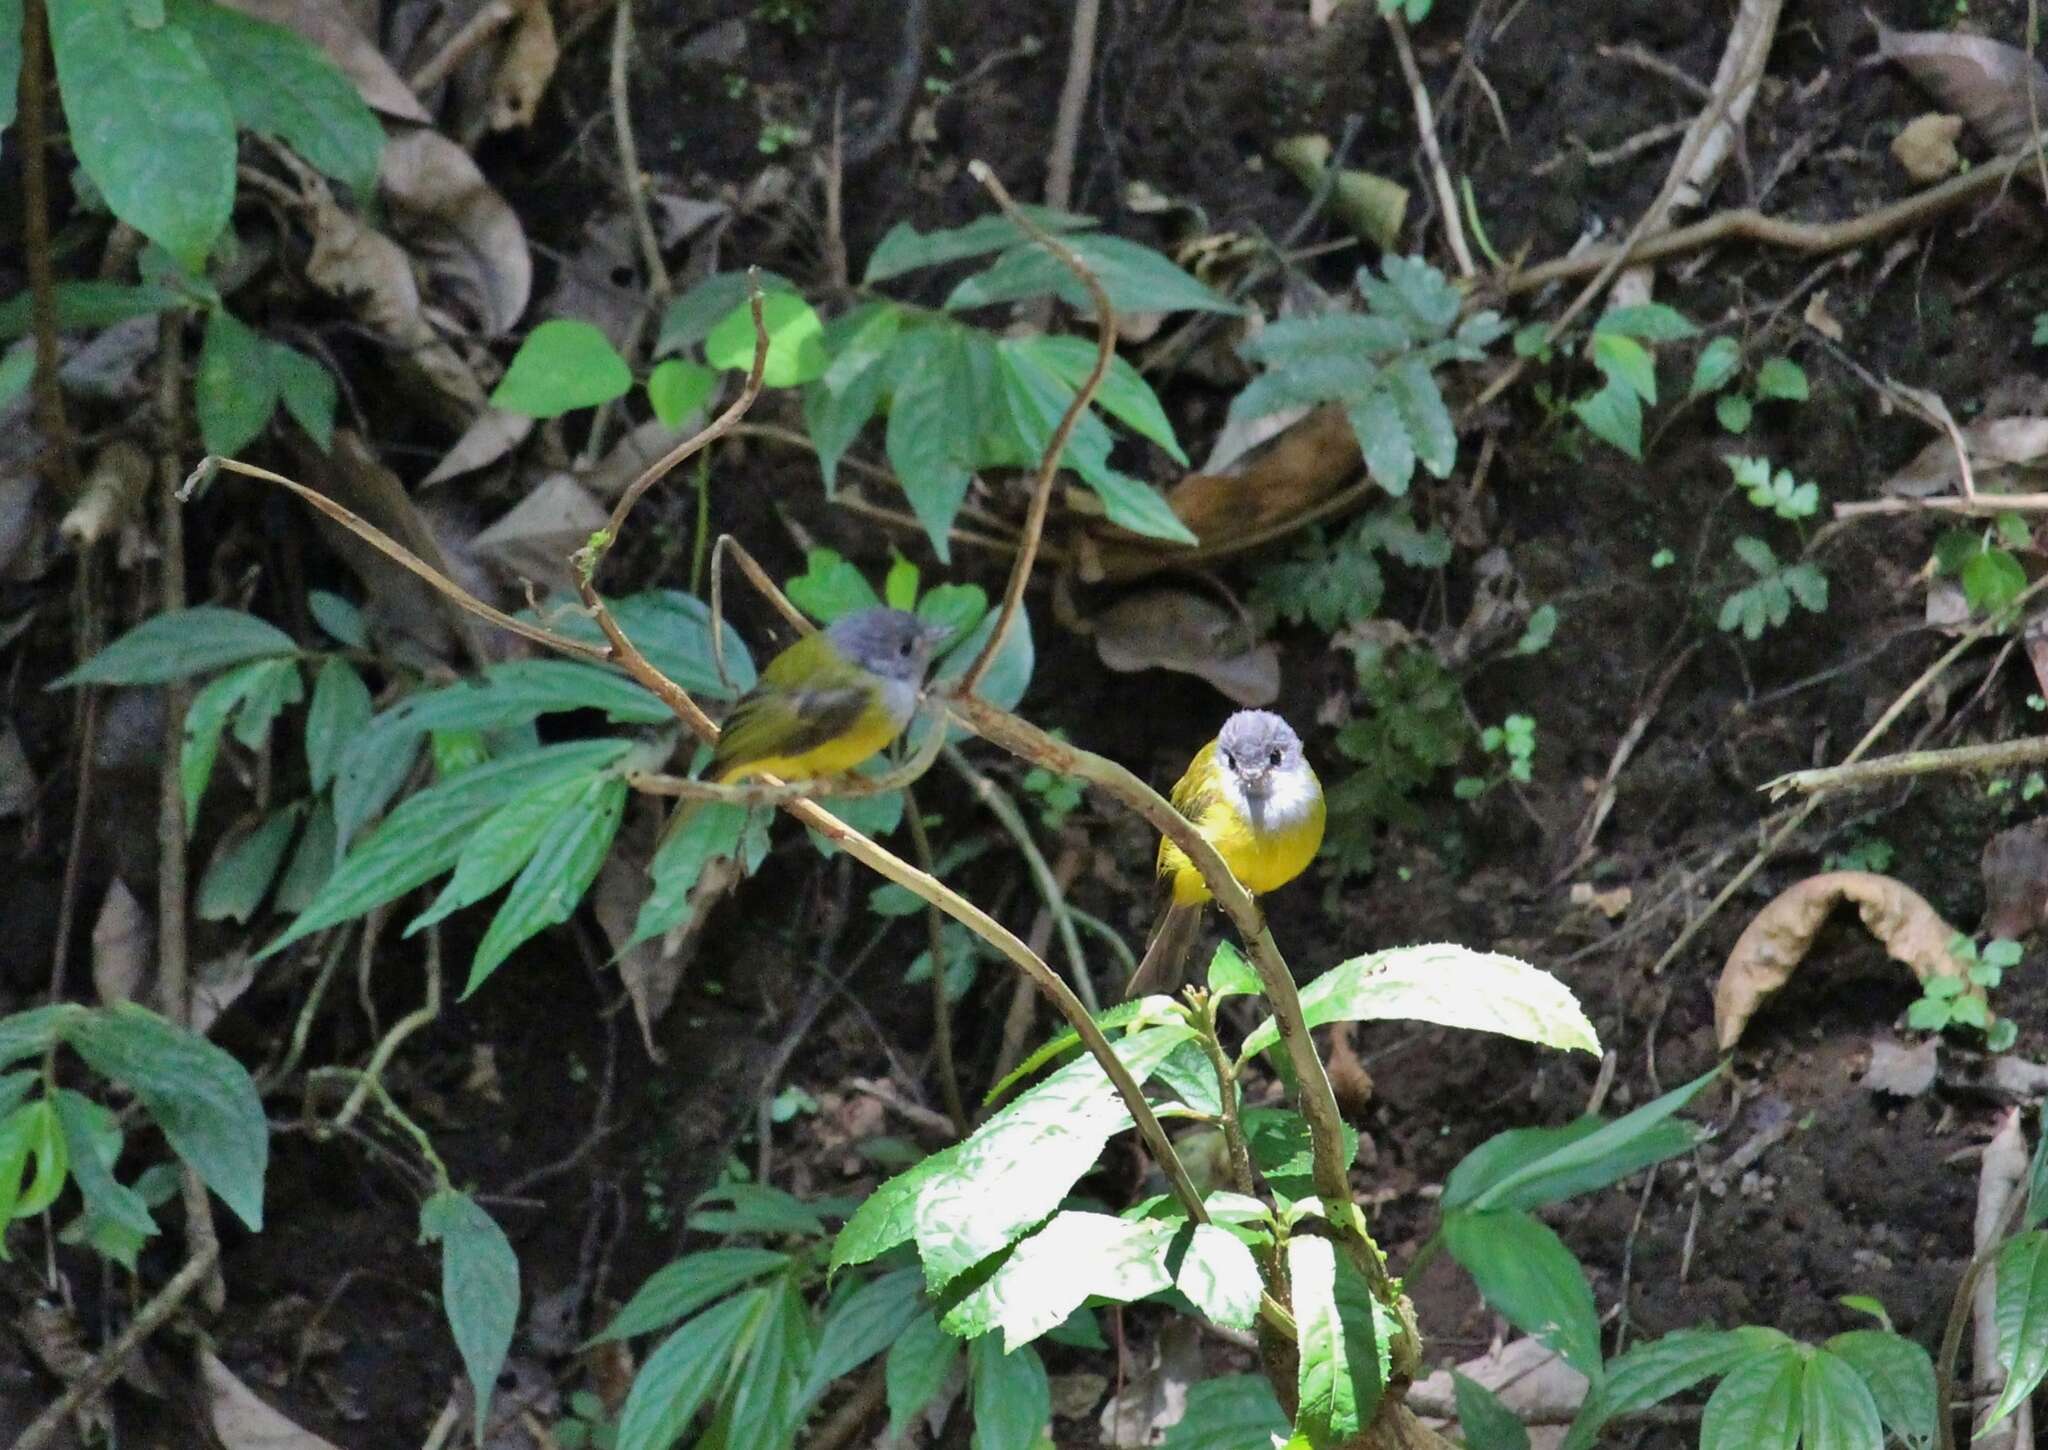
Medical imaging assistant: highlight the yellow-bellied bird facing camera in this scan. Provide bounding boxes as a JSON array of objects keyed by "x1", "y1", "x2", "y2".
[
  {"x1": 1124, "y1": 710, "x2": 1325, "y2": 999},
  {"x1": 708, "y1": 607, "x2": 952, "y2": 784}
]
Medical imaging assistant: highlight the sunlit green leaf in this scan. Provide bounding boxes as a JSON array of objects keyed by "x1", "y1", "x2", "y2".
[
  {"x1": 1443, "y1": 1209, "x2": 1601, "y2": 1378},
  {"x1": 492, "y1": 320, "x2": 633, "y2": 417}
]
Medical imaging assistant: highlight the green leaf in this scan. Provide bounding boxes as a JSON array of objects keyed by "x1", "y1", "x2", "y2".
[
  {"x1": 48, "y1": 0, "x2": 234, "y2": 268},
  {"x1": 968, "y1": 1336, "x2": 1050, "y2": 1450},
  {"x1": 420, "y1": 1190, "x2": 520, "y2": 1446},
  {"x1": 786, "y1": 548, "x2": 884, "y2": 623},
  {"x1": 801, "y1": 1266, "x2": 925, "y2": 1404},
  {"x1": 0, "y1": 1006, "x2": 87, "y2": 1069},
  {"x1": 625, "y1": 800, "x2": 751, "y2": 950},
  {"x1": 308, "y1": 590, "x2": 366, "y2": 648},
  {"x1": 1716, "y1": 393, "x2": 1754, "y2": 434},
  {"x1": 1347, "y1": 386, "x2": 1415, "y2": 497},
  {"x1": 56, "y1": 605, "x2": 295, "y2": 688},
  {"x1": 1244, "y1": 1108, "x2": 1359, "y2": 1203},
  {"x1": 229, "y1": 656, "x2": 302, "y2": 751},
  {"x1": 1564, "y1": 1328, "x2": 1790, "y2": 1450},
  {"x1": 653, "y1": 271, "x2": 799, "y2": 354},
  {"x1": 463, "y1": 774, "x2": 628, "y2": 996},
  {"x1": 948, "y1": 234, "x2": 1241, "y2": 317},
  {"x1": 179, "y1": 660, "x2": 271, "y2": 823},
  {"x1": 1755, "y1": 357, "x2": 1809, "y2": 402},
  {"x1": 1289, "y1": 1234, "x2": 1391, "y2": 1445},
  {"x1": 492, "y1": 320, "x2": 633, "y2": 417},
  {"x1": 944, "y1": 1210, "x2": 1174, "y2": 1346},
  {"x1": 403, "y1": 773, "x2": 589, "y2": 937},
  {"x1": 307, "y1": 660, "x2": 371, "y2": 793},
  {"x1": 0, "y1": 0, "x2": 19, "y2": 139},
  {"x1": 1699, "y1": 1346, "x2": 1803, "y2": 1450},
  {"x1": 1240, "y1": 944, "x2": 1598, "y2": 1061},
  {"x1": 1358, "y1": 256, "x2": 1462, "y2": 338},
  {"x1": 0, "y1": 342, "x2": 31, "y2": 413},
  {"x1": 1444, "y1": 1068, "x2": 1717, "y2": 1213},
  {"x1": 10, "y1": 1099, "x2": 67, "y2": 1218},
  {"x1": 62, "y1": 1003, "x2": 266, "y2": 1230},
  {"x1": 1015, "y1": 334, "x2": 1188, "y2": 464},
  {"x1": 0, "y1": 1105, "x2": 37, "y2": 1246},
  {"x1": 1591, "y1": 332, "x2": 1656, "y2": 404},
  {"x1": 803, "y1": 360, "x2": 888, "y2": 494},
  {"x1": 646, "y1": 359, "x2": 718, "y2": 427},
  {"x1": 1452, "y1": 1372, "x2": 1530, "y2": 1450},
  {"x1": 1442, "y1": 1209, "x2": 1601, "y2": 1378},
  {"x1": 270, "y1": 342, "x2": 337, "y2": 450},
  {"x1": 1177, "y1": 1223, "x2": 1264, "y2": 1330},
  {"x1": 1691, "y1": 336, "x2": 1742, "y2": 397},
  {"x1": 263, "y1": 737, "x2": 633, "y2": 959},
  {"x1": 1987, "y1": 1229, "x2": 2048, "y2": 1430},
  {"x1": 688, "y1": 1182, "x2": 830, "y2": 1237},
  {"x1": 705, "y1": 291, "x2": 826, "y2": 387},
  {"x1": 1572, "y1": 379, "x2": 1642, "y2": 459},
  {"x1": 0, "y1": 281, "x2": 183, "y2": 343},
  {"x1": 54, "y1": 1090, "x2": 156, "y2": 1243},
  {"x1": 821, "y1": 302, "x2": 905, "y2": 391},
  {"x1": 1823, "y1": 1330, "x2": 1935, "y2": 1450},
  {"x1": 1799, "y1": 1348, "x2": 1882, "y2": 1450},
  {"x1": 1385, "y1": 355, "x2": 1458, "y2": 479},
  {"x1": 1161, "y1": 1375, "x2": 1289, "y2": 1450},
  {"x1": 1208, "y1": 941, "x2": 1260, "y2": 1000},
  {"x1": 595, "y1": 1247, "x2": 789, "y2": 1344},
  {"x1": 615, "y1": 1290, "x2": 761, "y2": 1450},
  {"x1": 886, "y1": 1310, "x2": 959, "y2": 1437},
  {"x1": 197, "y1": 804, "x2": 302, "y2": 923},
  {"x1": 195, "y1": 309, "x2": 279, "y2": 454},
  {"x1": 977, "y1": 1000, "x2": 1152, "y2": 1109},
  {"x1": 885, "y1": 327, "x2": 981, "y2": 562},
  {"x1": 165, "y1": 0, "x2": 383, "y2": 196},
  {"x1": 1597, "y1": 303, "x2": 1697, "y2": 342},
  {"x1": 724, "y1": 1270, "x2": 812, "y2": 1449},
  {"x1": 1964, "y1": 549, "x2": 2027, "y2": 615},
  {"x1": 864, "y1": 208, "x2": 1096, "y2": 283}
]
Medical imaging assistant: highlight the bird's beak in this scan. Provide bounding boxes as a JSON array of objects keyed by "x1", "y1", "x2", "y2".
[{"x1": 921, "y1": 621, "x2": 957, "y2": 649}]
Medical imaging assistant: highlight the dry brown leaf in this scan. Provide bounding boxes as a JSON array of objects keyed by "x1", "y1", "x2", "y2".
[
  {"x1": 1863, "y1": 1034, "x2": 1938, "y2": 1097},
  {"x1": 540, "y1": 194, "x2": 726, "y2": 348},
  {"x1": 1101, "y1": 1316, "x2": 1200, "y2": 1447},
  {"x1": 192, "y1": 952, "x2": 258, "y2": 1035},
  {"x1": 1091, "y1": 588, "x2": 1280, "y2": 705},
  {"x1": 1892, "y1": 112, "x2": 1965, "y2": 181},
  {"x1": 380, "y1": 127, "x2": 532, "y2": 337},
  {"x1": 204, "y1": 1351, "x2": 349, "y2": 1450},
  {"x1": 1881, "y1": 415, "x2": 2048, "y2": 497},
  {"x1": 1568, "y1": 882, "x2": 1633, "y2": 919},
  {"x1": 592, "y1": 811, "x2": 741, "y2": 1063},
  {"x1": 1877, "y1": 22, "x2": 2048, "y2": 156},
  {"x1": 60, "y1": 440, "x2": 150, "y2": 548},
  {"x1": 1802, "y1": 290, "x2": 1845, "y2": 343},
  {"x1": 1714, "y1": 870, "x2": 1966, "y2": 1050},
  {"x1": 488, "y1": 0, "x2": 558, "y2": 132},
  {"x1": 1981, "y1": 818, "x2": 2048, "y2": 940},
  {"x1": 92, "y1": 878, "x2": 151, "y2": 1007},
  {"x1": 1326, "y1": 1021, "x2": 1374, "y2": 1116},
  {"x1": 1086, "y1": 404, "x2": 1362, "y2": 583},
  {"x1": 1413, "y1": 1336, "x2": 1589, "y2": 1437},
  {"x1": 421, "y1": 407, "x2": 534, "y2": 486},
  {"x1": 471, "y1": 474, "x2": 608, "y2": 596},
  {"x1": 215, "y1": 0, "x2": 431, "y2": 122}
]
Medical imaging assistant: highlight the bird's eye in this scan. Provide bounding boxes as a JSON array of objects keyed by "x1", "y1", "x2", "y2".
[
  {"x1": 899, "y1": 638, "x2": 915, "y2": 656},
  {"x1": 1268, "y1": 749, "x2": 1283, "y2": 767},
  {"x1": 1221, "y1": 749, "x2": 1235, "y2": 770}
]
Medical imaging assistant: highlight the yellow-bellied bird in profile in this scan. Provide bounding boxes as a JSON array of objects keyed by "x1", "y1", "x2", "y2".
[{"x1": 1124, "y1": 710, "x2": 1325, "y2": 999}]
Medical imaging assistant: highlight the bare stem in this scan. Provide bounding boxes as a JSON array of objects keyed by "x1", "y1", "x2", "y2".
[
  {"x1": 20, "y1": 0, "x2": 78, "y2": 497},
  {"x1": 904, "y1": 789, "x2": 969, "y2": 1136},
  {"x1": 1765, "y1": 736, "x2": 2048, "y2": 800}
]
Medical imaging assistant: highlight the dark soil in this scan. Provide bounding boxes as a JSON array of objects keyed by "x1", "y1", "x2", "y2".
[{"x1": 8, "y1": 0, "x2": 2048, "y2": 1445}]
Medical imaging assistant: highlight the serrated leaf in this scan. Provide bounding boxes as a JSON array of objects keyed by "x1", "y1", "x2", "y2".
[
  {"x1": 165, "y1": 0, "x2": 382, "y2": 197},
  {"x1": 62, "y1": 1002, "x2": 266, "y2": 1230},
  {"x1": 463, "y1": 774, "x2": 628, "y2": 996},
  {"x1": 724, "y1": 1270, "x2": 812, "y2": 1449},
  {"x1": 864, "y1": 208, "x2": 1096, "y2": 283},
  {"x1": 1443, "y1": 1209, "x2": 1601, "y2": 1378},
  {"x1": 405, "y1": 772, "x2": 595, "y2": 937},
  {"x1": 1700, "y1": 1346, "x2": 1803, "y2": 1450},
  {"x1": 420, "y1": 1190, "x2": 520, "y2": 1446},
  {"x1": 1161, "y1": 1375, "x2": 1289, "y2": 1450},
  {"x1": 1240, "y1": 944, "x2": 1598, "y2": 1060},
  {"x1": 801, "y1": 1266, "x2": 925, "y2": 1404},
  {"x1": 1799, "y1": 1347, "x2": 1882, "y2": 1450},
  {"x1": 886, "y1": 1309, "x2": 959, "y2": 1437},
  {"x1": 1564, "y1": 1328, "x2": 1791, "y2": 1450},
  {"x1": 48, "y1": 0, "x2": 234, "y2": 268},
  {"x1": 1386, "y1": 354, "x2": 1457, "y2": 477},
  {"x1": 1358, "y1": 255, "x2": 1461, "y2": 338},
  {"x1": 1208, "y1": 941, "x2": 1260, "y2": 1000},
  {"x1": 1177, "y1": 1223, "x2": 1264, "y2": 1330},
  {"x1": 968, "y1": 1336, "x2": 1050, "y2": 1450},
  {"x1": 1244, "y1": 1108, "x2": 1358, "y2": 1203},
  {"x1": 492, "y1": 320, "x2": 633, "y2": 417},
  {"x1": 1289, "y1": 1235, "x2": 1391, "y2": 1445},
  {"x1": 195, "y1": 309, "x2": 279, "y2": 455},
  {"x1": 705, "y1": 291, "x2": 826, "y2": 387},
  {"x1": 615, "y1": 1290, "x2": 761, "y2": 1450},
  {"x1": 594, "y1": 1247, "x2": 789, "y2": 1344},
  {"x1": 949, "y1": 234, "x2": 1240, "y2": 316},
  {"x1": 56, "y1": 605, "x2": 295, "y2": 688},
  {"x1": 1347, "y1": 386, "x2": 1416, "y2": 497},
  {"x1": 944, "y1": 1211, "x2": 1174, "y2": 1347},
  {"x1": 1018, "y1": 333, "x2": 1188, "y2": 464},
  {"x1": 1597, "y1": 303, "x2": 1697, "y2": 342},
  {"x1": 1691, "y1": 337, "x2": 1742, "y2": 397},
  {"x1": 885, "y1": 327, "x2": 980, "y2": 562},
  {"x1": 1987, "y1": 1229, "x2": 2048, "y2": 1430}
]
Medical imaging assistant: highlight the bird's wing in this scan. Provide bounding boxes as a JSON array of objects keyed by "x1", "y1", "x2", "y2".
[
  {"x1": 1156, "y1": 740, "x2": 1221, "y2": 879},
  {"x1": 710, "y1": 677, "x2": 874, "y2": 781}
]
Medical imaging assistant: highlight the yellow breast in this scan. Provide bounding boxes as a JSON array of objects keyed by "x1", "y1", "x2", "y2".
[{"x1": 1158, "y1": 760, "x2": 1325, "y2": 905}]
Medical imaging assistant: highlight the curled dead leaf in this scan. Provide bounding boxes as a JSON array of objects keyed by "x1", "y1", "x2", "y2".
[
  {"x1": 380, "y1": 127, "x2": 532, "y2": 337},
  {"x1": 1892, "y1": 112, "x2": 1965, "y2": 182},
  {"x1": 92, "y1": 878, "x2": 151, "y2": 1007},
  {"x1": 1091, "y1": 588, "x2": 1280, "y2": 706},
  {"x1": 1714, "y1": 870, "x2": 1967, "y2": 1051},
  {"x1": 204, "y1": 1351, "x2": 348, "y2": 1450},
  {"x1": 1881, "y1": 414, "x2": 2048, "y2": 498},
  {"x1": 421, "y1": 407, "x2": 535, "y2": 486},
  {"x1": 488, "y1": 0, "x2": 558, "y2": 132},
  {"x1": 61, "y1": 440, "x2": 150, "y2": 548},
  {"x1": 1876, "y1": 22, "x2": 2048, "y2": 156},
  {"x1": 471, "y1": 474, "x2": 608, "y2": 596}
]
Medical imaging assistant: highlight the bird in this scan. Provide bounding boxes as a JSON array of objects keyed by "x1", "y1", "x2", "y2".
[
  {"x1": 1123, "y1": 710, "x2": 1325, "y2": 998},
  {"x1": 704, "y1": 607, "x2": 953, "y2": 785}
]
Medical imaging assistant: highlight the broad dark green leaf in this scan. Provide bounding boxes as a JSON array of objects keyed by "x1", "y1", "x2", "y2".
[
  {"x1": 196, "y1": 804, "x2": 302, "y2": 923},
  {"x1": 1453, "y1": 1372, "x2": 1530, "y2": 1450},
  {"x1": 166, "y1": 0, "x2": 382, "y2": 196},
  {"x1": 1442, "y1": 1209, "x2": 1601, "y2": 1379},
  {"x1": 1699, "y1": 1346, "x2": 1802, "y2": 1450},
  {"x1": 1988, "y1": 1229, "x2": 2048, "y2": 1429},
  {"x1": 705, "y1": 291, "x2": 826, "y2": 386},
  {"x1": 0, "y1": 0, "x2": 19, "y2": 139},
  {"x1": 63, "y1": 1003, "x2": 266, "y2": 1229},
  {"x1": 180, "y1": 659, "x2": 275, "y2": 823},
  {"x1": 724, "y1": 1271, "x2": 813, "y2": 1448},
  {"x1": 53, "y1": 1090, "x2": 157, "y2": 1259},
  {"x1": 1243, "y1": 1108, "x2": 1359, "y2": 1203},
  {"x1": 1563, "y1": 1327, "x2": 1792, "y2": 1450},
  {"x1": 1573, "y1": 380, "x2": 1642, "y2": 460},
  {"x1": 406, "y1": 772, "x2": 594, "y2": 937},
  {"x1": 615, "y1": 1290, "x2": 761, "y2": 1450},
  {"x1": 922, "y1": 593, "x2": 1035, "y2": 726},
  {"x1": 263, "y1": 737, "x2": 633, "y2": 959},
  {"x1": 803, "y1": 360, "x2": 889, "y2": 494},
  {"x1": 55, "y1": 605, "x2": 296, "y2": 687},
  {"x1": 308, "y1": 590, "x2": 366, "y2": 648},
  {"x1": 228, "y1": 656, "x2": 302, "y2": 750},
  {"x1": 948, "y1": 235, "x2": 1239, "y2": 317},
  {"x1": 595, "y1": 1247, "x2": 790, "y2": 1344},
  {"x1": 886, "y1": 1309, "x2": 959, "y2": 1436},
  {"x1": 943, "y1": 1211, "x2": 1174, "y2": 1346},
  {"x1": 420, "y1": 1190, "x2": 520, "y2": 1445},
  {"x1": 273, "y1": 797, "x2": 336, "y2": 913},
  {"x1": 688, "y1": 1182, "x2": 832, "y2": 1237},
  {"x1": 909, "y1": 1026, "x2": 1193, "y2": 1285},
  {"x1": 10, "y1": 1099, "x2": 67, "y2": 1218},
  {"x1": 1015, "y1": 333, "x2": 1187, "y2": 464},
  {"x1": 1153, "y1": 1039, "x2": 1223, "y2": 1116},
  {"x1": 269, "y1": 340, "x2": 336, "y2": 450},
  {"x1": 1161, "y1": 1375, "x2": 1289, "y2": 1450},
  {"x1": 653, "y1": 270, "x2": 799, "y2": 354},
  {"x1": 802, "y1": 1266, "x2": 925, "y2": 1403},
  {"x1": 538, "y1": 591, "x2": 756, "y2": 699},
  {"x1": 864, "y1": 207, "x2": 1095, "y2": 283},
  {"x1": 0, "y1": 1005, "x2": 86, "y2": 1068},
  {"x1": 1823, "y1": 1330, "x2": 1935, "y2": 1450},
  {"x1": 463, "y1": 774, "x2": 628, "y2": 996},
  {"x1": 968, "y1": 1335, "x2": 1050, "y2": 1450},
  {"x1": 1444, "y1": 1068, "x2": 1717, "y2": 1214},
  {"x1": 1290, "y1": 1235, "x2": 1391, "y2": 1445},
  {"x1": 1596, "y1": 303, "x2": 1697, "y2": 342},
  {"x1": 1240, "y1": 944, "x2": 1598, "y2": 1061},
  {"x1": 492, "y1": 320, "x2": 633, "y2": 417},
  {"x1": 1799, "y1": 1347, "x2": 1883, "y2": 1450},
  {"x1": 0, "y1": 281, "x2": 182, "y2": 342},
  {"x1": 885, "y1": 327, "x2": 980, "y2": 562},
  {"x1": 48, "y1": 0, "x2": 234, "y2": 268},
  {"x1": 307, "y1": 659, "x2": 371, "y2": 793},
  {"x1": 1208, "y1": 941, "x2": 1260, "y2": 1000},
  {"x1": 624, "y1": 800, "x2": 753, "y2": 950}
]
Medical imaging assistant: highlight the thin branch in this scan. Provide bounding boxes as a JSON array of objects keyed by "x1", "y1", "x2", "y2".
[
  {"x1": 956, "y1": 161, "x2": 1116, "y2": 696},
  {"x1": 1836, "y1": 492, "x2": 2048, "y2": 520},
  {"x1": 1765, "y1": 736, "x2": 2048, "y2": 800},
  {"x1": 1387, "y1": 11, "x2": 1476, "y2": 278},
  {"x1": 20, "y1": 0, "x2": 78, "y2": 496},
  {"x1": 1042, "y1": 0, "x2": 1098, "y2": 215},
  {"x1": 609, "y1": 0, "x2": 671, "y2": 300},
  {"x1": 905, "y1": 789, "x2": 969, "y2": 1136}
]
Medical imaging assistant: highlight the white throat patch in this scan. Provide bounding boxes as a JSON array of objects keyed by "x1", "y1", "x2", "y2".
[{"x1": 1221, "y1": 761, "x2": 1320, "y2": 836}]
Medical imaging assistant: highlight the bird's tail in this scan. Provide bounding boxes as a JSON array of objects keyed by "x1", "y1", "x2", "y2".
[{"x1": 1123, "y1": 899, "x2": 1203, "y2": 1000}]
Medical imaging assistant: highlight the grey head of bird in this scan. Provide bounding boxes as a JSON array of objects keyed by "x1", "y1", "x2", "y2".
[
  {"x1": 1216, "y1": 709, "x2": 1306, "y2": 800},
  {"x1": 826, "y1": 607, "x2": 954, "y2": 684}
]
